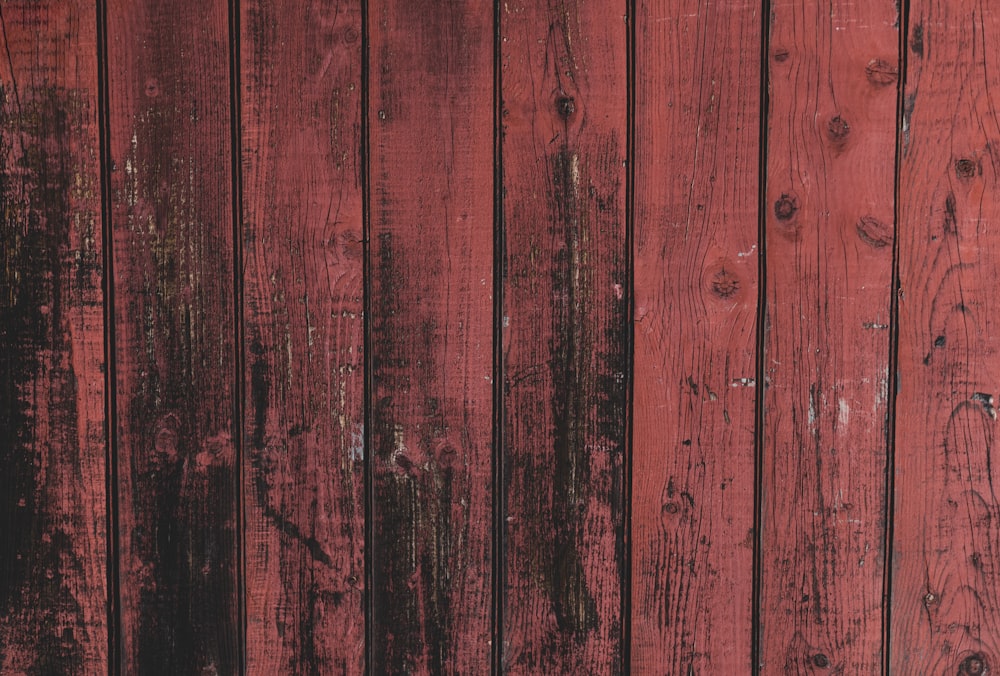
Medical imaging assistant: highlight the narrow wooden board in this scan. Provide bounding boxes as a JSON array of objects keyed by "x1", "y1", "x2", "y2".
[
  {"x1": 891, "y1": 3, "x2": 1000, "y2": 672},
  {"x1": 105, "y1": 1, "x2": 241, "y2": 671},
  {"x1": 367, "y1": 0, "x2": 494, "y2": 672},
  {"x1": 500, "y1": 1, "x2": 628, "y2": 672},
  {"x1": 631, "y1": 1, "x2": 761, "y2": 673},
  {"x1": 0, "y1": 1, "x2": 108, "y2": 672},
  {"x1": 761, "y1": 1, "x2": 898, "y2": 671},
  {"x1": 241, "y1": 0, "x2": 365, "y2": 673}
]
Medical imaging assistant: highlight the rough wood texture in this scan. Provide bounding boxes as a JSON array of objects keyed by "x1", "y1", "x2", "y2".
[
  {"x1": 761, "y1": 1, "x2": 898, "y2": 672},
  {"x1": 241, "y1": 1, "x2": 365, "y2": 673},
  {"x1": 367, "y1": 0, "x2": 494, "y2": 672},
  {"x1": 0, "y1": 1, "x2": 108, "y2": 672},
  {"x1": 500, "y1": 1, "x2": 627, "y2": 672},
  {"x1": 891, "y1": 2, "x2": 1000, "y2": 672},
  {"x1": 106, "y1": 1, "x2": 240, "y2": 672},
  {"x1": 631, "y1": 1, "x2": 761, "y2": 673}
]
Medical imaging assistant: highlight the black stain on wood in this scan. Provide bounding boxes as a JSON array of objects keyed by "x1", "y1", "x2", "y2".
[
  {"x1": 944, "y1": 192, "x2": 958, "y2": 234},
  {"x1": 371, "y1": 230, "x2": 458, "y2": 674},
  {"x1": 910, "y1": 23, "x2": 924, "y2": 57},
  {"x1": 548, "y1": 149, "x2": 599, "y2": 637},
  {"x1": 0, "y1": 85, "x2": 92, "y2": 674}
]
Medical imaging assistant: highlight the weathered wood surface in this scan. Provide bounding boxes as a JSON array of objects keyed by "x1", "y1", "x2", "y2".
[
  {"x1": 9, "y1": 1, "x2": 1000, "y2": 673},
  {"x1": 0, "y1": 1, "x2": 108, "y2": 672},
  {"x1": 891, "y1": 2, "x2": 1000, "y2": 672},
  {"x1": 105, "y1": 0, "x2": 241, "y2": 672},
  {"x1": 500, "y1": 1, "x2": 628, "y2": 673},
  {"x1": 367, "y1": 0, "x2": 495, "y2": 672},
  {"x1": 241, "y1": 1, "x2": 365, "y2": 673},
  {"x1": 631, "y1": 1, "x2": 761, "y2": 673},
  {"x1": 761, "y1": 0, "x2": 899, "y2": 672}
]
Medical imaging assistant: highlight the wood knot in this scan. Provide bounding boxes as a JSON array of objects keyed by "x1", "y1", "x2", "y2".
[
  {"x1": 144, "y1": 78, "x2": 160, "y2": 98},
  {"x1": 955, "y1": 158, "x2": 979, "y2": 179},
  {"x1": 556, "y1": 95, "x2": 576, "y2": 119},
  {"x1": 662, "y1": 502, "x2": 679, "y2": 514},
  {"x1": 865, "y1": 58, "x2": 898, "y2": 86},
  {"x1": 773, "y1": 48, "x2": 790, "y2": 62},
  {"x1": 959, "y1": 653, "x2": 987, "y2": 675},
  {"x1": 710, "y1": 268, "x2": 740, "y2": 298},
  {"x1": 856, "y1": 215, "x2": 892, "y2": 248},
  {"x1": 827, "y1": 116, "x2": 850, "y2": 144},
  {"x1": 774, "y1": 193, "x2": 799, "y2": 221},
  {"x1": 812, "y1": 653, "x2": 830, "y2": 668}
]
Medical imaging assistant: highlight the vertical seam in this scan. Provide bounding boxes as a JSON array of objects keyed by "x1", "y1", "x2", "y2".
[
  {"x1": 491, "y1": 0, "x2": 505, "y2": 673},
  {"x1": 95, "y1": 0, "x2": 120, "y2": 672},
  {"x1": 752, "y1": 0, "x2": 772, "y2": 673},
  {"x1": 883, "y1": 0, "x2": 910, "y2": 672},
  {"x1": 361, "y1": 0, "x2": 373, "y2": 672},
  {"x1": 226, "y1": 0, "x2": 247, "y2": 672},
  {"x1": 622, "y1": 0, "x2": 636, "y2": 673}
]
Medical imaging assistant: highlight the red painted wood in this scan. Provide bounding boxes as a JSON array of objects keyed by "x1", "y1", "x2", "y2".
[
  {"x1": 106, "y1": 1, "x2": 241, "y2": 671},
  {"x1": 0, "y1": 2, "x2": 108, "y2": 672},
  {"x1": 500, "y1": 1, "x2": 627, "y2": 672},
  {"x1": 761, "y1": 1, "x2": 898, "y2": 671},
  {"x1": 367, "y1": 1, "x2": 494, "y2": 672},
  {"x1": 892, "y1": 3, "x2": 1000, "y2": 672},
  {"x1": 241, "y1": 0, "x2": 365, "y2": 673},
  {"x1": 631, "y1": 2, "x2": 761, "y2": 672}
]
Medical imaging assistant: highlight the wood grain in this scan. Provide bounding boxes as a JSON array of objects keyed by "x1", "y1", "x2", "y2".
[
  {"x1": 500, "y1": 1, "x2": 628, "y2": 672},
  {"x1": 105, "y1": 0, "x2": 241, "y2": 671},
  {"x1": 367, "y1": 0, "x2": 494, "y2": 672},
  {"x1": 241, "y1": 1, "x2": 365, "y2": 673},
  {"x1": 0, "y1": 1, "x2": 108, "y2": 672},
  {"x1": 891, "y1": 2, "x2": 1000, "y2": 672},
  {"x1": 761, "y1": 0, "x2": 898, "y2": 672},
  {"x1": 631, "y1": 1, "x2": 761, "y2": 673}
]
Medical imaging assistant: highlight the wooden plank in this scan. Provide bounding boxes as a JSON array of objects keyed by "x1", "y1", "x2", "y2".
[
  {"x1": 891, "y1": 2, "x2": 1000, "y2": 672},
  {"x1": 499, "y1": 1, "x2": 627, "y2": 672},
  {"x1": 367, "y1": 0, "x2": 494, "y2": 672},
  {"x1": 760, "y1": 0, "x2": 898, "y2": 671},
  {"x1": 630, "y1": 1, "x2": 760, "y2": 672},
  {"x1": 241, "y1": 0, "x2": 365, "y2": 672},
  {"x1": 105, "y1": 1, "x2": 240, "y2": 671},
  {"x1": 0, "y1": 1, "x2": 108, "y2": 672}
]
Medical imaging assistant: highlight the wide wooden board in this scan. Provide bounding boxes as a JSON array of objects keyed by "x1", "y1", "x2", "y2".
[
  {"x1": 106, "y1": 0, "x2": 241, "y2": 671},
  {"x1": 631, "y1": 1, "x2": 762, "y2": 672},
  {"x1": 761, "y1": 0, "x2": 899, "y2": 671},
  {"x1": 367, "y1": 0, "x2": 495, "y2": 672},
  {"x1": 500, "y1": 1, "x2": 628, "y2": 672},
  {"x1": 0, "y1": 1, "x2": 109, "y2": 672}
]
